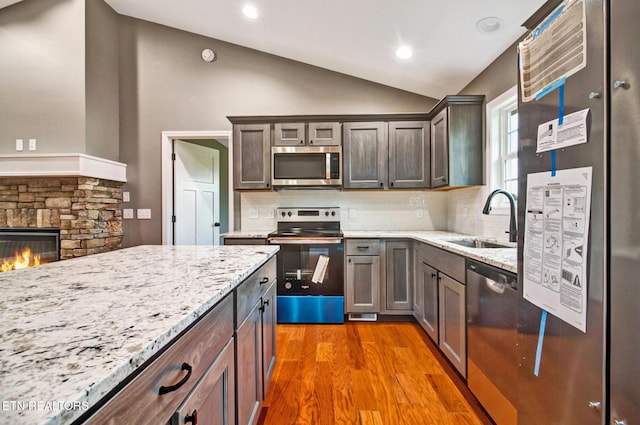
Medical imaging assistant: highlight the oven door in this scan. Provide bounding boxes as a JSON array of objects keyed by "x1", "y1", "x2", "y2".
[
  {"x1": 271, "y1": 146, "x2": 341, "y2": 187},
  {"x1": 270, "y1": 239, "x2": 344, "y2": 323}
]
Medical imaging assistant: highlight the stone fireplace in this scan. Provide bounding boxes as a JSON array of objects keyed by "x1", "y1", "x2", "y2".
[{"x1": 0, "y1": 177, "x2": 124, "y2": 259}]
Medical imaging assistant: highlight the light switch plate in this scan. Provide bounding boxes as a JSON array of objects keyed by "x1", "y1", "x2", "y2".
[
  {"x1": 137, "y1": 208, "x2": 151, "y2": 219},
  {"x1": 16, "y1": 139, "x2": 23, "y2": 151},
  {"x1": 416, "y1": 208, "x2": 424, "y2": 219},
  {"x1": 266, "y1": 209, "x2": 275, "y2": 219},
  {"x1": 349, "y1": 209, "x2": 357, "y2": 219},
  {"x1": 28, "y1": 138, "x2": 36, "y2": 151},
  {"x1": 123, "y1": 192, "x2": 130, "y2": 202},
  {"x1": 249, "y1": 209, "x2": 259, "y2": 219},
  {"x1": 123, "y1": 209, "x2": 134, "y2": 219}
]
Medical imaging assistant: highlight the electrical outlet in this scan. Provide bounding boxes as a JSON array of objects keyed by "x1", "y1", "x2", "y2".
[
  {"x1": 137, "y1": 208, "x2": 151, "y2": 219},
  {"x1": 266, "y1": 209, "x2": 275, "y2": 219},
  {"x1": 123, "y1": 209, "x2": 134, "y2": 219},
  {"x1": 416, "y1": 208, "x2": 424, "y2": 219},
  {"x1": 249, "y1": 209, "x2": 259, "y2": 219},
  {"x1": 349, "y1": 209, "x2": 357, "y2": 219},
  {"x1": 123, "y1": 192, "x2": 130, "y2": 202},
  {"x1": 28, "y1": 138, "x2": 36, "y2": 151},
  {"x1": 16, "y1": 139, "x2": 23, "y2": 151}
]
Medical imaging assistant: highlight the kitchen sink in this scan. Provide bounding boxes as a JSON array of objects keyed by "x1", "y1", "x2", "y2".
[{"x1": 445, "y1": 238, "x2": 514, "y2": 249}]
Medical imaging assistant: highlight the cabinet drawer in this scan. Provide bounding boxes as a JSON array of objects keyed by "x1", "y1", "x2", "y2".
[
  {"x1": 419, "y1": 243, "x2": 465, "y2": 283},
  {"x1": 346, "y1": 239, "x2": 381, "y2": 255},
  {"x1": 236, "y1": 257, "x2": 276, "y2": 324},
  {"x1": 87, "y1": 294, "x2": 234, "y2": 425}
]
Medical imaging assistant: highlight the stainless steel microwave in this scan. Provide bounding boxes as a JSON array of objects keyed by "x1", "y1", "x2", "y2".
[{"x1": 271, "y1": 146, "x2": 342, "y2": 187}]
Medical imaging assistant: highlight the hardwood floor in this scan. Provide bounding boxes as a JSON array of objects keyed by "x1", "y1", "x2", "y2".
[{"x1": 260, "y1": 322, "x2": 493, "y2": 425}]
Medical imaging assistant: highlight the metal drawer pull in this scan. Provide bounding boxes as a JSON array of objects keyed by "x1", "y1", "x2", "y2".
[
  {"x1": 259, "y1": 277, "x2": 269, "y2": 285},
  {"x1": 185, "y1": 409, "x2": 198, "y2": 424},
  {"x1": 158, "y1": 362, "x2": 192, "y2": 395},
  {"x1": 357, "y1": 246, "x2": 370, "y2": 249},
  {"x1": 264, "y1": 299, "x2": 270, "y2": 306}
]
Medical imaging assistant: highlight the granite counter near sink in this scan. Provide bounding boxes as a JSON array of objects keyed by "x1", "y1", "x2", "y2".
[{"x1": 0, "y1": 244, "x2": 279, "y2": 425}]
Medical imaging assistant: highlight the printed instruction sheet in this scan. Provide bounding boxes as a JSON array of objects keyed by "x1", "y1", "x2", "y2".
[
  {"x1": 537, "y1": 108, "x2": 589, "y2": 153},
  {"x1": 523, "y1": 167, "x2": 592, "y2": 332}
]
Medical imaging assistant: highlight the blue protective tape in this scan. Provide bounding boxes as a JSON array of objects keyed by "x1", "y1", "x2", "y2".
[
  {"x1": 534, "y1": 310, "x2": 548, "y2": 376},
  {"x1": 558, "y1": 84, "x2": 565, "y2": 125},
  {"x1": 535, "y1": 76, "x2": 567, "y2": 101},
  {"x1": 532, "y1": 4, "x2": 565, "y2": 39},
  {"x1": 551, "y1": 150, "x2": 557, "y2": 176}
]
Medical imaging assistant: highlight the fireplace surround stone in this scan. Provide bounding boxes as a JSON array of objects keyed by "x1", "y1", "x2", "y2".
[{"x1": 0, "y1": 177, "x2": 123, "y2": 259}]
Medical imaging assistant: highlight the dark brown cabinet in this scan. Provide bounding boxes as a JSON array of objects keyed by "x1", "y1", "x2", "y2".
[
  {"x1": 273, "y1": 122, "x2": 341, "y2": 146},
  {"x1": 388, "y1": 121, "x2": 430, "y2": 188},
  {"x1": 343, "y1": 121, "x2": 430, "y2": 189},
  {"x1": 233, "y1": 124, "x2": 271, "y2": 190},
  {"x1": 429, "y1": 96, "x2": 484, "y2": 188},
  {"x1": 343, "y1": 122, "x2": 388, "y2": 189}
]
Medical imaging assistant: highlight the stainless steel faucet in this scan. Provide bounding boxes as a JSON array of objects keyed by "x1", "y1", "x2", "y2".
[{"x1": 482, "y1": 189, "x2": 517, "y2": 243}]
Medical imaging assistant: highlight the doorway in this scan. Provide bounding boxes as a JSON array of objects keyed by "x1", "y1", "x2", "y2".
[{"x1": 161, "y1": 131, "x2": 233, "y2": 245}]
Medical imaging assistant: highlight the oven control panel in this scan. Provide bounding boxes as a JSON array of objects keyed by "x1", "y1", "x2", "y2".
[{"x1": 275, "y1": 207, "x2": 340, "y2": 222}]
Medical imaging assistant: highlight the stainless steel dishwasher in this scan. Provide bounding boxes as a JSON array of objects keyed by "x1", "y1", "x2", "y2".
[{"x1": 466, "y1": 260, "x2": 518, "y2": 425}]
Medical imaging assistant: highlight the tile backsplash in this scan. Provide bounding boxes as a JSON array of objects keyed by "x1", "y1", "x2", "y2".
[
  {"x1": 240, "y1": 190, "x2": 448, "y2": 231},
  {"x1": 240, "y1": 187, "x2": 513, "y2": 241}
]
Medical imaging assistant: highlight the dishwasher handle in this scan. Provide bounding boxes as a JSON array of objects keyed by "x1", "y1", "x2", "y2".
[{"x1": 486, "y1": 280, "x2": 506, "y2": 294}]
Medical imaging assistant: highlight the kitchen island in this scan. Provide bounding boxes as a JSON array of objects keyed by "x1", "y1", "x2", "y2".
[{"x1": 0, "y1": 244, "x2": 279, "y2": 425}]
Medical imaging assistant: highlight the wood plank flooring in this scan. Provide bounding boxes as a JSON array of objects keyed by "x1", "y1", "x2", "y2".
[{"x1": 260, "y1": 322, "x2": 493, "y2": 425}]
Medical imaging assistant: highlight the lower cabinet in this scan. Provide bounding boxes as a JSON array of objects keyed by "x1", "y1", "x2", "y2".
[
  {"x1": 414, "y1": 242, "x2": 467, "y2": 377},
  {"x1": 235, "y1": 258, "x2": 277, "y2": 425},
  {"x1": 346, "y1": 254, "x2": 381, "y2": 313},
  {"x1": 170, "y1": 338, "x2": 236, "y2": 425},
  {"x1": 438, "y1": 273, "x2": 466, "y2": 377},
  {"x1": 385, "y1": 241, "x2": 413, "y2": 312}
]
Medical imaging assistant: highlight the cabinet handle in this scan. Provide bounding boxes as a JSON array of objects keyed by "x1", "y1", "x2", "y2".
[
  {"x1": 259, "y1": 277, "x2": 269, "y2": 285},
  {"x1": 264, "y1": 299, "x2": 270, "y2": 306},
  {"x1": 431, "y1": 273, "x2": 437, "y2": 278},
  {"x1": 348, "y1": 258, "x2": 352, "y2": 263},
  {"x1": 357, "y1": 246, "x2": 370, "y2": 249},
  {"x1": 310, "y1": 140, "x2": 314, "y2": 144},
  {"x1": 380, "y1": 182, "x2": 384, "y2": 187},
  {"x1": 158, "y1": 362, "x2": 192, "y2": 395},
  {"x1": 390, "y1": 182, "x2": 394, "y2": 187},
  {"x1": 266, "y1": 183, "x2": 270, "y2": 188},
  {"x1": 300, "y1": 140, "x2": 304, "y2": 144},
  {"x1": 185, "y1": 409, "x2": 198, "y2": 424}
]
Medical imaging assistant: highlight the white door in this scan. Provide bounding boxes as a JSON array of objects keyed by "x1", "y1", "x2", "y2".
[{"x1": 174, "y1": 140, "x2": 220, "y2": 245}]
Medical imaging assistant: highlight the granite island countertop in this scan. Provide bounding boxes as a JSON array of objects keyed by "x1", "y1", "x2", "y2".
[
  {"x1": 223, "y1": 229, "x2": 516, "y2": 273},
  {"x1": 0, "y1": 244, "x2": 279, "y2": 425}
]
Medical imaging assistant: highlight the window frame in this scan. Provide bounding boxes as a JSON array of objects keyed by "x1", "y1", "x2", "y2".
[{"x1": 486, "y1": 86, "x2": 519, "y2": 210}]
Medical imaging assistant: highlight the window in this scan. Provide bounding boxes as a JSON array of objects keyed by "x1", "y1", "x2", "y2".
[{"x1": 486, "y1": 86, "x2": 519, "y2": 203}]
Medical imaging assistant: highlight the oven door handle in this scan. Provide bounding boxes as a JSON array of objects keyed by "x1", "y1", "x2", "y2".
[{"x1": 268, "y1": 238, "x2": 343, "y2": 245}]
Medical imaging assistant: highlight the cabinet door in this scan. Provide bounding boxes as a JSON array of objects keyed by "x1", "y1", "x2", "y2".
[
  {"x1": 346, "y1": 255, "x2": 381, "y2": 312},
  {"x1": 430, "y1": 108, "x2": 449, "y2": 188},
  {"x1": 274, "y1": 122, "x2": 305, "y2": 146},
  {"x1": 420, "y1": 261, "x2": 439, "y2": 342},
  {"x1": 233, "y1": 124, "x2": 271, "y2": 190},
  {"x1": 308, "y1": 122, "x2": 341, "y2": 146},
  {"x1": 236, "y1": 302, "x2": 262, "y2": 425},
  {"x1": 412, "y1": 243, "x2": 424, "y2": 322},
  {"x1": 388, "y1": 121, "x2": 430, "y2": 189},
  {"x1": 438, "y1": 273, "x2": 466, "y2": 377},
  {"x1": 261, "y1": 282, "x2": 277, "y2": 399},
  {"x1": 385, "y1": 241, "x2": 413, "y2": 311},
  {"x1": 343, "y1": 122, "x2": 388, "y2": 189},
  {"x1": 171, "y1": 338, "x2": 236, "y2": 425}
]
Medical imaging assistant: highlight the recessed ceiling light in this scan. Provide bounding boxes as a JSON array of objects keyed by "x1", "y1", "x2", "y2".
[
  {"x1": 242, "y1": 4, "x2": 258, "y2": 19},
  {"x1": 476, "y1": 17, "x2": 503, "y2": 34},
  {"x1": 396, "y1": 46, "x2": 413, "y2": 59}
]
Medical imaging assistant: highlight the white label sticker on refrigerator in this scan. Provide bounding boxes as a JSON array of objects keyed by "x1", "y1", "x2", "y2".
[
  {"x1": 523, "y1": 166, "x2": 592, "y2": 332},
  {"x1": 536, "y1": 108, "x2": 590, "y2": 153}
]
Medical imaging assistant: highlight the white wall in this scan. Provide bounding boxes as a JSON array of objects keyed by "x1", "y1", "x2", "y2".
[
  {"x1": 447, "y1": 186, "x2": 514, "y2": 242},
  {"x1": 240, "y1": 190, "x2": 448, "y2": 231}
]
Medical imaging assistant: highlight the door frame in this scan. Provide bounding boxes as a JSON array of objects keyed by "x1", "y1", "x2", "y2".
[{"x1": 161, "y1": 130, "x2": 233, "y2": 245}]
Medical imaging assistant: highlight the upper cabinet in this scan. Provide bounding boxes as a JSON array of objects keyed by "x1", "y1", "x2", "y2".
[
  {"x1": 389, "y1": 121, "x2": 430, "y2": 189},
  {"x1": 274, "y1": 122, "x2": 341, "y2": 146},
  {"x1": 343, "y1": 120, "x2": 429, "y2": 189},
  {"x1": 343, "y1": 122, "x2": 388, "y2": 189},
  {"x1": 233, "y1": 124, "x2": 271, "y2": 190},
  {"x1": 429, "y1": 95, "x2": 484, "y2": 188}
]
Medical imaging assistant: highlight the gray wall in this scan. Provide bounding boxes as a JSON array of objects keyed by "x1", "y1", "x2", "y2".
[
  {"x1": 85, "y1": 0, "x2": 119, "y2": 161},
  {"x1": 458, "y1": 38, "x2": 520, "y2": 102},
  {"x1": 0, "y1": 0, "x2": 86, "y2": 154},
  {"x1": 119, "y1": 17, "x2": 436, "y2": 246}
]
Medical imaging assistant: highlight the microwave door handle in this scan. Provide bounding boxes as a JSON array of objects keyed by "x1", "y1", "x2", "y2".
[{"x1": 326, "y1": 153, "x2": 331, "y2": 179}]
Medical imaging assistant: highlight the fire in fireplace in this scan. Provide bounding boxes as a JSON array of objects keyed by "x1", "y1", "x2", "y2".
[{"x1": 0, "y1": 228, "x2": 60, "y2": 272}]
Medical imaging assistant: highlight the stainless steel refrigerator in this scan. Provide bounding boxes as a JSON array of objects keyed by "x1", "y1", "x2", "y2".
[{"x1": 517, "y1": 0, "x2": 639, "y2": 424}]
